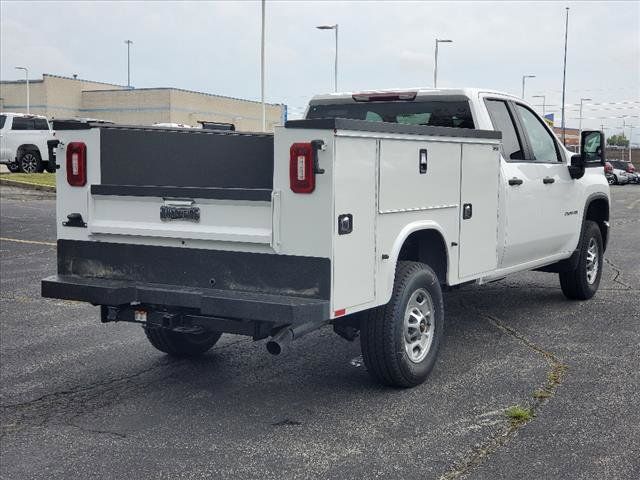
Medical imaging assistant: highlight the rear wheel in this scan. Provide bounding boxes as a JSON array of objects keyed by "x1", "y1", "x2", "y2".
[
  {"x1": 559, "y1": 220, "x2": 603, "y2": 300},
  {"x1": 7, "y1": 161, "x2": 21, "y2": 173},
  {"x1": 19, "y1": 151, "x2": 42, "y2": 173},
  {"x1": 144, "y1": 326, "x2": 222, "y2": 357},
  {"x1": 360, "y1": 261, "x2": 444, "y2": 388}
]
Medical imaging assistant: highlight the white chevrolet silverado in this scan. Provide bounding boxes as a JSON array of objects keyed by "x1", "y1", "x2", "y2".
[
  {"x1": 42, "y1": 88, "x2": 610, "y2": 388},
  {"x1": 0, "y1": 112, "x2": 56, "y2": 173}
]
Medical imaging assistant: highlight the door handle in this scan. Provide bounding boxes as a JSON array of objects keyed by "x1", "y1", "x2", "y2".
[
  {"x1": 508, "y1": 177, "x2": 524, "y2": 186},
  {"x1": 543, "y1": 177, "x2": 555, "y2": 184}
]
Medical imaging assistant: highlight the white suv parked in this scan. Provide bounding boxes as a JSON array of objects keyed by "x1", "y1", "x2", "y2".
[{"x1": 0, "y1": 112, "x2": 56, "y2": 173}]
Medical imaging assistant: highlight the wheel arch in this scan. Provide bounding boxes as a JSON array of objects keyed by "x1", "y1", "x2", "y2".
[
  {"x1": 584, "y1": 193, "x2": 609, "y2": 252},
  {"x1": 389, "y1": 222, "x2": 450, "y2": 287},
  {"x1": 16, "y1": 144, "x2": 41, "y2": 159}
]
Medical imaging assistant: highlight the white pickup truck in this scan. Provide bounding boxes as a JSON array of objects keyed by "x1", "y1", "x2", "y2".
[
  {"x1": 0, "y1": 112, "x2": 56, "y2": 173},
  {"x1": 42, "y1": 88, "x2": 610, "y2": 388}
]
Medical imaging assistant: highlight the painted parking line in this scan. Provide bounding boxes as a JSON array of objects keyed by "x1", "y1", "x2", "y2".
[
  {"x1": 0, "y1": 237, "x2": 56, "y2": 247},
  {"x1": 627, "y1": 197, "x2": 640, "y2": 210}
]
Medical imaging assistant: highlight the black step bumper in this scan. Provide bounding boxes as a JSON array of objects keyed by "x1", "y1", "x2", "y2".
[{"x1": 42, "y1": 275, "x2": 329, "y2": 325}]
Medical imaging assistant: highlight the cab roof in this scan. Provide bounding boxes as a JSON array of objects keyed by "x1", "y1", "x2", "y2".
[
  {"x1": 309, "y1": 88, "x2": 520, "y2": 105},
  {"x1": 0, "y1": 112, "x2": 49, "y2": 120}
]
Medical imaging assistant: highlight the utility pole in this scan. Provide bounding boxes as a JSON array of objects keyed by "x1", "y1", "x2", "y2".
[
  {"x1": 533, "y1": 95, "x2": 546, "y2": 116},
  {"x1": 15, "y1": 66, "x2": 29, "y2": 114},
  {"x1": 316, "y1": 24, "x2": 339, "y2": 92},
  {"x1": 578, "y1": 97, "x2": 592, "y2": 145},
  {"x1": 434, "y1": 39, "x2": 453, "y2": 88},
  {"x1": 521, "y1": 75, "x2": 536, "y2": 99},
  {"x1": 124, "y1": 40, "x2": 133, "y2": 88},
  {"x1": 561, "y1": 6, "x2": 570, "y2": 146},
  {"x1": 261, "y1": 0, "x2": 266, "y2": 131}
]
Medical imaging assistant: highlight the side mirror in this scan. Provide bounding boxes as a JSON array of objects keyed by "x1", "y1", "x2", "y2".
[
  {"x1": 569, "y1": 130, "x2": 605, "y2": 179},
  {"x1": 581, "y1": 130, "x2": 606, "y2": 165}
]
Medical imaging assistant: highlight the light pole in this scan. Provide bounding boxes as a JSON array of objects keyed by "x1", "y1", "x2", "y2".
[
  {"x1": 261, "y1": 0, "x2": 266, "y2": 130},
  {"x1": 15, "y1": 66, "x2": 29, "y2": 114},
  {"x1": 316, "y1": 24, "x2": 338, "y2": 92},
  {"x1": 532, "y1": 95, "x2": 546, "y2": 116},
  {"x1": 561, "y1": 6, "x2": 570, "y2": 146},
  {"x1": 578, "y1": 97, "x2": 592, "y2": 141},
  {"x1": 124, "y1": 40, "x2": 133, "y2": 88},
  {"x1": 434, "y1": 39, "x2": 452, "y2": 88},
  {"x1": 521, "y1": 75, "x2": 535, "y2": 99}
]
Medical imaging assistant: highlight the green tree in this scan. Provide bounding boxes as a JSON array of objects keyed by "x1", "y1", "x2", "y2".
[{"x1": 607, "y1": 134, "x2": 629, "y2": 147}]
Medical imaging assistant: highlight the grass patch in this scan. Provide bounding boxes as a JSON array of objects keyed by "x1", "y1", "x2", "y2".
[
  {"x1": 0, "y1": 172, "x2": 56, "y2": 188},
  {"x1": 505, "y1": 405, "x2": 534, "y2": 425},
  {"x1": 533, "y1": 389, "x2": 552, "y2": 399}
]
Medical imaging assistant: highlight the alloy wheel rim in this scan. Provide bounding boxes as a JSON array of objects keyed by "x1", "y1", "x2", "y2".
[
  {"x1": 586, "y1": 238, "x2": 599, "y2": 285},
  {"x1": 403, "y1": 288, "x2": 435, "y2": 363},
  {"x1": 21, "y1": 154, "x2": 37, "y2": 173}
]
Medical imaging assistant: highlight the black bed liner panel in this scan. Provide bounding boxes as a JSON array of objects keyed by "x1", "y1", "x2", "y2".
[{"x1": 99, "y1": 127, "x2": 275, "y2": 190}]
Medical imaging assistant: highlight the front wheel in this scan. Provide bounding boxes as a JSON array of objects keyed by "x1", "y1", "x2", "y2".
[
  {"x1": 144, "y1": 326, "x2": 222, "y2": 357},
  {"x1": 360, "y1": 261, "x2": 444, "y2": 388},
  {"x1": 559, "y1": 220, "x2": 603, "y2": 300}
]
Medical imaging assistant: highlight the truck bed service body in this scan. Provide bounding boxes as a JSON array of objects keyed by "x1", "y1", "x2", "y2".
[{"x1": 42, "y1": 88, "x2": 610, "y2": 387}]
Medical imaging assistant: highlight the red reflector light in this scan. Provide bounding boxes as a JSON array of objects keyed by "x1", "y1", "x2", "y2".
[
  {"x1": 289, "y1": 143, "x2": 315, "y2": 193},
  {"x1": 66, "y1": 142, "x2": 87, "y2": 186},
  {"x1": 334, "y1": 309, "x2": 346, "y2": 317},
  {"x1": 352, "y1": 91, "x2": 417, "y2": 102}
]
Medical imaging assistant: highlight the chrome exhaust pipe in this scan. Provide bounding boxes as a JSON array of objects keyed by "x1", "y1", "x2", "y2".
[{"x1": 266, "y1": 321, "x2": 326, "y2": 355}]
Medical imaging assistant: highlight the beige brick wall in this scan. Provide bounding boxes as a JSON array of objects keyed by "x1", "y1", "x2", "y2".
[
  {"x1": 168, "y1": 89, "x2": 282, "y2": 132},
  {"x1": 1, "y1": 74, "x2": 284, "y2": 132},
  {"x1": 0, "y1": 81, "x2": 47, "y2": 116},
  {"x1": 81, "y1": 89, "x2": 173, "y2": 124}
]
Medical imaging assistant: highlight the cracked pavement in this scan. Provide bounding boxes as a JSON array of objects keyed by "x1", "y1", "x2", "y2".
[{"x1": 1, "y1": 184, "x2": 638, "y2": 479}]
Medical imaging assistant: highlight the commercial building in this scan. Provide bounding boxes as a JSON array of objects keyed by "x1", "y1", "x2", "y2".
[{"x1": 0, "y1": 73, "x2": 285, "y2": 131}]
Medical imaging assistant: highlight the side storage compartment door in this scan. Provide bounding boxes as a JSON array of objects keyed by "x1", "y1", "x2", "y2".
[
  {"x1": 458, "y1": 143, "x2": 500, "y2": 278},
  {"x1": 332, "y1": 136, "x2": 377, "y2": 311}
]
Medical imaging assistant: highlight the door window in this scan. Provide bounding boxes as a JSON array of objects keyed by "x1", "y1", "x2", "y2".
[
  {"x1": 11, "y1": 117, "x2": 32, "y2": 130},
  {"x1": 485, "y1": 99, "x2": 524, "y2": 160},
  {"x1": 515, "y1": 104, "x2": 560, "y2": 162},
  {"x1": 0, "y1": 115, "x2": 6, "y2": 129}
]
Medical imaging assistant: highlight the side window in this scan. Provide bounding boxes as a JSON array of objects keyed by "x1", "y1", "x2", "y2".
[
  {"x1": 11, "y1": 117, "x2": 32, "y2": 130},
  {"x1": 0, "y1": 115, "x2": 6, "y2": 129},
  {"x1": 515, "y1": 104, "x2": 560, "y2": 162},
  {"x1": 485, "y1": 99, "x2": 524, "y2": 160},
  {"x1": 33, "y1": 118, "x2": 49, "y2": 130}
]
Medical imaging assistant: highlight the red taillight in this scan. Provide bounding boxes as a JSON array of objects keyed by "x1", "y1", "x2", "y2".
[
  {"x1": 627, "y1": 164, "x2": 636, "y2": 173},
  {"x1": 604, "y1": 162, "x2": 613, "y2": 173},
  {"x1": 289, "y1": 143, "x2": 315, "y2": 194},
  {"x1": 66, "y1": 142, "x2": 87, "y2": 186}
]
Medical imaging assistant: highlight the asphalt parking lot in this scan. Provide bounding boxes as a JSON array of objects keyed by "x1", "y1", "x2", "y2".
[{"x1": 1, "y1": 184, "x2": 638, "y2": 480}]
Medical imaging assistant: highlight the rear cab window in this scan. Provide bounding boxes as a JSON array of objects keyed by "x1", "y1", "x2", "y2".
[
  {"x1": 484, "y1": 99, "x2": 524, "y2": 161},
  {"x1": 33, "y1": 118, "x2": 50, "y2": 130},
  {"x1": 306, "y1": 99, "x2": 475, "y2": 128}
]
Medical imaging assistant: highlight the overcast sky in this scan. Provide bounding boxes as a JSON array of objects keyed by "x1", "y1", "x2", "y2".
[{"x1": 1, "y1": 0, "x2": 638, "y2": 140}]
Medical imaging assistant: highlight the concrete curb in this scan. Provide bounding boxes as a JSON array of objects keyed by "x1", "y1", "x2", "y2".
[{"x1": 0, "y1": 178, "x2": 56, "y2": 193}]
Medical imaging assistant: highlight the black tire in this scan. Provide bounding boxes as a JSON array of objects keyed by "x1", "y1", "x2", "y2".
[
  {"x1": 144, "y1": 326, "x2": 222, "y2": 357},
  {"x1": 44, "y1": 161, "x2": 57, "y2": 173},
  {"x1": 7, "y1": 161, "x2": 21, "y2": 173},
  {"x1": 18, "y1": 150, "x2": 42, "y2": 174},
  {"x1": 559, "y1": 220, "x2": 603, "y2": 300},
  {"x1": 613, "y1": 175, "x2": 620, "y2": 185},
  {"x1": 360, "y1": 261, "x2": 444, "y2": 388},
  {"x1": 607, "y1": 175, "x2": 615, "y2": 185}
]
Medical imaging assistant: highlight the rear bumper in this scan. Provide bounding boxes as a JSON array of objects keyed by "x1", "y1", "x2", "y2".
[{"x1": 42, "y1": 274, "x2": 329, "y2": 325}]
